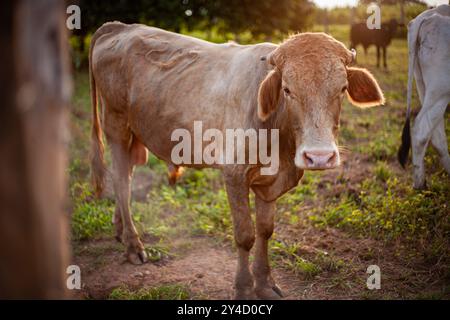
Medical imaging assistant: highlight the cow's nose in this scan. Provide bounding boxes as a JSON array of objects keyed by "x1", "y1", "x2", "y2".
[{"x1": 303, "y1": 150, "x2": 337, "y2": 169}]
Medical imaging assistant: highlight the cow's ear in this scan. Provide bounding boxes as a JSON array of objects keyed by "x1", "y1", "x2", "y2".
[
  {"x1": 258, "y1": 69, "x2": 282, "y2": 121},
  {"x1": 346, "y1": 67, "x2": 385, "y2": 108}
]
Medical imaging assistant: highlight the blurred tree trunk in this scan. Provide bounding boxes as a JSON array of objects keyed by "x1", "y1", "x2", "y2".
[{"x1": 0, "y1": 0, "x2": 71, "y2": 299}]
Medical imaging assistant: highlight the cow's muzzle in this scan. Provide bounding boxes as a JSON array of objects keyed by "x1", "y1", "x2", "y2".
[{"x1": 295, "y1": 147, "x2": 339, "y2": 170}]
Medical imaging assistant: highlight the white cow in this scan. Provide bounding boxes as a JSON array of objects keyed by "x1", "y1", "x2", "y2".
[{"x1": 398, "y1": 5, "x2": 450, "y2": 189}]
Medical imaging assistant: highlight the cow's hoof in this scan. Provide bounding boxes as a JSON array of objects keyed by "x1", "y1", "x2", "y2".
[
  {"x1": 124, "y1": 235, "x2": 147, "y2": 264},
  {"x1": 125, "y1": 240, "x2": 148, "y2": 264},
  {"x1": 255, "y1": 286, "x2": 283, "y2": 300},
  {"x1": 126, "y1": 249, "x2": 148, "y2": 265}
]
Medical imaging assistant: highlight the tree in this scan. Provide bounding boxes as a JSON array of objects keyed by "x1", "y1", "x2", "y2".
[
  {"x1": 70, "y1": 1, "x2": 315, "y2": 67},
  {"x1": 196, "y1": 0, "x2": 314, "y2": 39},
  {"x1": 74, "y1": 0, "x2": 315, "y2": 39},
  {"x1": 74, "y1": 0, "x2": 197, "y2": 36}
]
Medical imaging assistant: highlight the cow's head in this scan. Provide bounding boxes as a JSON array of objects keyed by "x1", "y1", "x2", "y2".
[{"x1": 258, "y1": 33, "x2": 384, "y2": 170}]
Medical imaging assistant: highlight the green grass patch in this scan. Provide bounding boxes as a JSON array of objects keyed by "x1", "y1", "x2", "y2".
[
  {"x1": 71, "y1": 182, "x2": 114, "y2": 241},
  {"x1": 374, "y1": 161, "x2": 391, "y2": 183},
  {"x1": 109, "y1": 284, "x2": 190, "y2": 300},
  {"x1": 310, "y1": 175, "x2": 449, "y2": 259},
  {"x1": 270, "y1": 240, "x2": 321, "y2": 279}
]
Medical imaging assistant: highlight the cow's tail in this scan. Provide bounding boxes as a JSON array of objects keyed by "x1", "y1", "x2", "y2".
[
  {"x1": 398, "y1": 19, "x2": 423, "y2": 168},
  {"x1": 89, "y1": 29, "x2": 106, "y2": 197},
  {"x1": 88, "y1": 22, "x2": 124, "y2": 197},
  {"x1": 89, "y1": 22, "x2": 127, "y2": 197},
  {"x1": 398, "y1": 114, "x2": 411, "y2": 168}
]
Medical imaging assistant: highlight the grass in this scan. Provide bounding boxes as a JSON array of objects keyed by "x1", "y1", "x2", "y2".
[
  {"x1": 69, "y1": 23, "x2": 449, "y2": 299},
  {"x1": 71, "y1": 182, "x2": 114, "y2": 241},
  {"x1": 109, "y1": 284, "x2": 190, "y2": 300},
  {"x1": 374, "y1": 161, "x2": 392, "y2": 182},
  {"x1": 310, "y1": 175, "x2": 449, "y2": 256},
  {"x1": 270, "y1": 240, "x2": 321, "y2": 279},
  {"x1": 270, "y1": 240, "x2": 346, "y2": 280}
]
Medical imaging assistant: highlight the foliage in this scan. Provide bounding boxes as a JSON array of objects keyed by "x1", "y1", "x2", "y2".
[
  {"x1": 70, "y1": 0, "x2": 315, "y2": 67},
  {"x1": 75, "y1": 0, "x2": 314, "y2": 37},
  {"x1": 204, "y1": 0, "x2": 314, "y2": 38}
]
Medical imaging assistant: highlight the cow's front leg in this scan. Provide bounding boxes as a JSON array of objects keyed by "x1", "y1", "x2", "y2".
[
  {"x1": 224, "y1": 175, "x2": 255, "y2": 299},
  {"x1": 253, "y1": 196, "x2": 283, "y2": 300}
]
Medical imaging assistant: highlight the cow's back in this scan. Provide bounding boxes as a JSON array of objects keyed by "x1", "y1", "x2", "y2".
[{"x1": 91, "y1": 22, "x2": 219, "y2": 108}]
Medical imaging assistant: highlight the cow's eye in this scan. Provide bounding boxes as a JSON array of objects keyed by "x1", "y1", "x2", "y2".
[
  {"x1": 341, "y1": 86, "x2": 347, "y2": 93},
  {"x1": 283, "y1": 87, "x2": 291, "y2": 95}
]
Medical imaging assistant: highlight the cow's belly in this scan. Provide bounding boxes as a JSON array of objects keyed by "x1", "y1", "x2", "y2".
[{"x1": 129, "y1": 101, "x2": 227, "y2": 167}]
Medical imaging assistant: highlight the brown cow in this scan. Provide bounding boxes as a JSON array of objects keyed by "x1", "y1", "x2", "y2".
[{"x1": 89, "y1": 22, "x2": 384, "y2": 299}]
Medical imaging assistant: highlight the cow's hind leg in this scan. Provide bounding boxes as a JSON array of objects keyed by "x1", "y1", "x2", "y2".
[
  {"x1": 412, "y1": 96, "x2": 448, "y2": 189},
  {"x1": 110, "y1": 135, "x2": 147, "y2": 247},
  {"x1": 431, "y1": 118, "x2": 450, "y2": 175},
  {"x1": 253, "y1": 196, "x2": 283, "y2": 300},
  {"x1": 224, "y1": 175, "x2": 255, "y2": 299},
  {"x1": 110, "y1": 133, "x2": 147, "y2": 264}
]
